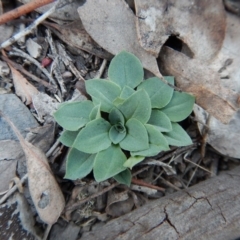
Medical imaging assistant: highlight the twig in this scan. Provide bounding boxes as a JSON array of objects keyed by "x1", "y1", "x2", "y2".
[
  {"x1": 45, "y1": 29, "x2": 66, "y2": 95},
  {"x1": 201, "y1": 114, "x2": 212, "y2": 158},
  {"x1": 131, "y1": 178, "x2": 165, "y2": 192},
  {"x1": 94, "y1": 59, "x2": 107, "y2": 78},
  {"x1": 43, "y1": 224, "x2": 53, "y2": 240},
  {"x1": 0, "y1": 174, "x2": 28, "y2": 204},
  {"x1": 56, "y1": 43, "x2": 85, "y2": 81},
  {"x1": 9, "y1": 47, "x2": 58, "y2": 87},
  {"x1": 0, "y1": 54, "x2": 57, "y2": 92},
  {"x1": 0, "y1": 2, "x2": 58, "y2": 49},
  {"x1": 65, "y1": 166, "x2": 150, "y2": 212},
  {"x1": 0, "y1": 0, "x2": 55, "y2": 25}
]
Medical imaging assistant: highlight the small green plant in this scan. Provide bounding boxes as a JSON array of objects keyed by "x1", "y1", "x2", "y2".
[{"x1": 54, "y1": 51, "x2": 195, "y2": 186}]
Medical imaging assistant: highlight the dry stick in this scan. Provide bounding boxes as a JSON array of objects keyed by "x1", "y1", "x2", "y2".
[
  {"x1": 9, "y1": 47, "x2": 58, "y2": 87},
  {"x1": 131, "y1": 178, "x2": 165, "y2": 192},
  {"x1": 0, "y1": 54, "x2": 57, "y2": 92},
  {"x1": 0, "y1": 0, "x2": 55, "y2": 25},
  {"x1": 0, "y1": 2, "x2": 58, "y2": 49},
  {"x1": 94, "y1": 59, "x2": 107, "y2": 78},
  {"x1": 65, "y1": 166, "x2": 150, "y2": 212}
]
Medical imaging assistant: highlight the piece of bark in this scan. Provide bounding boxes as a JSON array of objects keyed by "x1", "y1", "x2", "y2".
[
  {"x1": 159, "y1": 46, "x2": 240, "y2": 124},
  {"x1": 81, "y1": 166, "x2": 240, "y2": 240}
]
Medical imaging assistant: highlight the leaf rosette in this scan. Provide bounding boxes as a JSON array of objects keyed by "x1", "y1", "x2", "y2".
[{"x1": 54, "y1": 51, "x2": 195, "y2": 186}]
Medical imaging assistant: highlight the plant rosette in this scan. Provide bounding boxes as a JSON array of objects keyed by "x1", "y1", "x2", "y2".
[{"x1": 54, "y1": 51, "x2": 195, "y2": 186}]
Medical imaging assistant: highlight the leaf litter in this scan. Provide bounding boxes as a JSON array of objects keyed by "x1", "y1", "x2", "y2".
[{"x1": 0, "y1": 0, "x2": 240, "y2": 238}]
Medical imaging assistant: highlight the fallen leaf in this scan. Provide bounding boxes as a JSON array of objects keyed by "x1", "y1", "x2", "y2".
[
  {"x1": 78, "y1": 0, "x2": 160, "y2": 76},
  {"x1": 0, "y1": 112, "x2": 65, "y2": 225},
  {"x1": 135, "y1": 0, "x2": 226, "y2": 61},
  {"x1": 8, "y1": 64, "x2": 38, "y2": 105},
  {"x1": 159, "y1": 46, "x2": 240, "y2": 124},
  {"x1": 45, "y1": 21, "x2": 112, "y2": 60},
  {"x1": 105, "y1": 189, "x2": 134, "y2": 217},
  {"x1": 193, "y1": 13, "x2": 240, "y2": 158}
]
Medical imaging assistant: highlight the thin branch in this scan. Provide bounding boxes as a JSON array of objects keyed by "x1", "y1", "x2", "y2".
[{"x1": 0, "y1": 2, "x2": 58, "y2": 49}]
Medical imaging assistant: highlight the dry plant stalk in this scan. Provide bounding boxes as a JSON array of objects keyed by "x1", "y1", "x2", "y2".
[{"x1": 0, "y1": 0, "x2": 55, "y2": 25}]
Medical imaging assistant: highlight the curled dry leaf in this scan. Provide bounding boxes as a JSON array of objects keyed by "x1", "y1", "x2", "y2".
[
  {"x1": 0, "y1": 112, "x2": 65, "y2": 225},
  {"x1": 8, "y1": 64, "x2": 38, "y2": 105},
  {"x1": 159, "y1": 46, "x2": 240, "y2": 124},
  {"x1": 135, "y1": 0, "x2": 226, "y2": 61},
  {"x1": 78, "y1": 0, "x2": 160, "y2": 76}
]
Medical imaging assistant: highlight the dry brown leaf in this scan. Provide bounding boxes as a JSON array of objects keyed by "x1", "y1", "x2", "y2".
[
  {"x1": 45, "y1": 21, "x2": 112, "y2": 60},
  {"x1": 159, "y1": 46, "x2": 240, "y2": 124},
  {"x1": 135, "y1": 0, "x2": 226, "y2": 61},
  {"x1": 9, "y1": 64, "x2": 38, "y2": 105},
  {"x1": 0, "y1": 112, "x2": 65, "y2": 225},
  {"x1": 78, "y1": 0, "x2": 160, "y2": 77}
]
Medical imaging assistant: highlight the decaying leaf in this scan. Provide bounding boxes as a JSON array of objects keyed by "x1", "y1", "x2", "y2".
[
  {"x1": 105, "y1": 189, "x2": 134, "y2": 217},
  {"x1": 159, "y1": 46, "x2": 240, "y2": 124},
  {"x1": 0, "y1": 112, "x2": 65, "y2": 225},
  {"x1": 135, "y1": 0, "x2": 226, "y2": 60},
  {"x1": 8, "y1": 64, "x2": 38, "y2": 105},
  {"x1": 78, "y1": 0, "x2": 160, "y2": 76},
  {"x1": 45, "y1": 21, "x2": 112, "y2": 60}
]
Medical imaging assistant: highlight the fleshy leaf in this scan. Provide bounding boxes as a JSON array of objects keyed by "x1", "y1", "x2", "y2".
[
  {"x1": 85, "y1": 79, "x2": 121, "y2": 112},
  {"x1": 145, "y1": 124, "x2": 169, "y2": 150},
  {"x1": 113, "y1": 97, "x2": 125, "y2": 106},
  {"x1": 123, "y1": 156, "x2": 145, "y2": 169},
  {"x1": 59, "y1": 130, "x2": 79, "y2": 147},
  {"x1": 137, "y1": 77, "x2": 174, "y2": 108},
  {"x1": 148, "y1": 110, "x2": 172, "y2": 132},
  {"x1": 120, "y1": 118, "x2": 149, "y2": 151},
  {"x1": 164, "y1": 122, "x2": 192, "y2": 146},
  {"x1": 164, "y1": 76, "x2": 175, "y2": 85},
  {"x1": 118, "y1": 89, "x2": 151, "y2": 124},
  {"x1": 161, "y1": 91, "x2": 195, "y2": 122},
  {"x1": 64, "y1": 148, "x2": 95, "y2": 180},
  {"x1": 109, "y1": 108, "x2": 125, "y2": 125},
  {"x1": 113, "y1": 169, "x2": 132, "y2": 187},
  {"x1": 108, "y1": 51, "x2": 144, "y2": 89},
  {"x1": 74, "y1": 118, "x2": 111, "y2": 153},
  {"x1": 54, "y1": 100, "x2": 94, "y2": 131},
  {"x1": 109, "y1": 125, "x2": 126, "y2": 144},
  {"x1": 120, "y1": 86, "x2": 135, "y2": 99},
  {"x1": 131, "y1": 144, "x2": 163, "y2": 157},
  {"x1": 89, "y1": 104, "x2": 101, "y2": 120},
  {"x1": 93, "y1": 145, "x2": 127, "y2": 182}
]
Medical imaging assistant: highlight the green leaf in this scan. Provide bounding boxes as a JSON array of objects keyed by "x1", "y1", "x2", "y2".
[
  {"x1": 85, "y1": 79, "x2": 121, "y2": 112},
  {"x1": 123, "y1": 156, "x2": 145, "y2": 169},
  {"x1": 118, "y1": 89, "x2": 151, "y2": 124},
  {"x1": 164, "y1": 122, "x2": 192, "y2": 146},
  {"x1": 161, "y1": 91, "x2": 195, "y2": 122},
  {"x1": 59, "y1": 130, "x2": 79, "y2": 147},
  {"x1": 164, "y1": 76, "x2": 175, "y2": 85},
  {"x1": 108, "y1": 51, "x2": 143, "y2": 89},
  {"x1": 54, "y1": 100, "x2": 94, "y2": 131},
  {"x1": 148, "y1": 110, "x2": 172, "y2": 132},
  {"x1": 113, "y1": 97, "x2": 125, "y2": 106},
  {"x1": 137, "y1": 77, "x2": 174, "y2": 108},
  {"x1": 64, "y1": 148, "x2": 95, "y2": 180},
  {"x1": 120, "y1": 118, "x2": 149, "y2": 151},
  {"x1": 93, "y1": 145, "x2": 127, "y2": 182},
  {"x1": 120, "y1": 86, "x2": 135, "y2": 99},
  {"x1": 74, "y1": 118, "x2": 111, "y2": 153},
  {"x1": 145, "y1": 124, "x2": 169, "y2": 150},
  {"x1": 113, "y1": 169, "x2": 132, "y2": 186},
  {"x1": 109, "y1": 125, "x2": 126, "y2": 144},
  {"x1": 131, "y1": 144, "x2": 163, "y2": 157},
  {"x1": 89, "y1": 104, "x2": 101, "y2": 120},
  {"x1": 109, "y1": 108, "x2": 125, "y2": 125}
]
